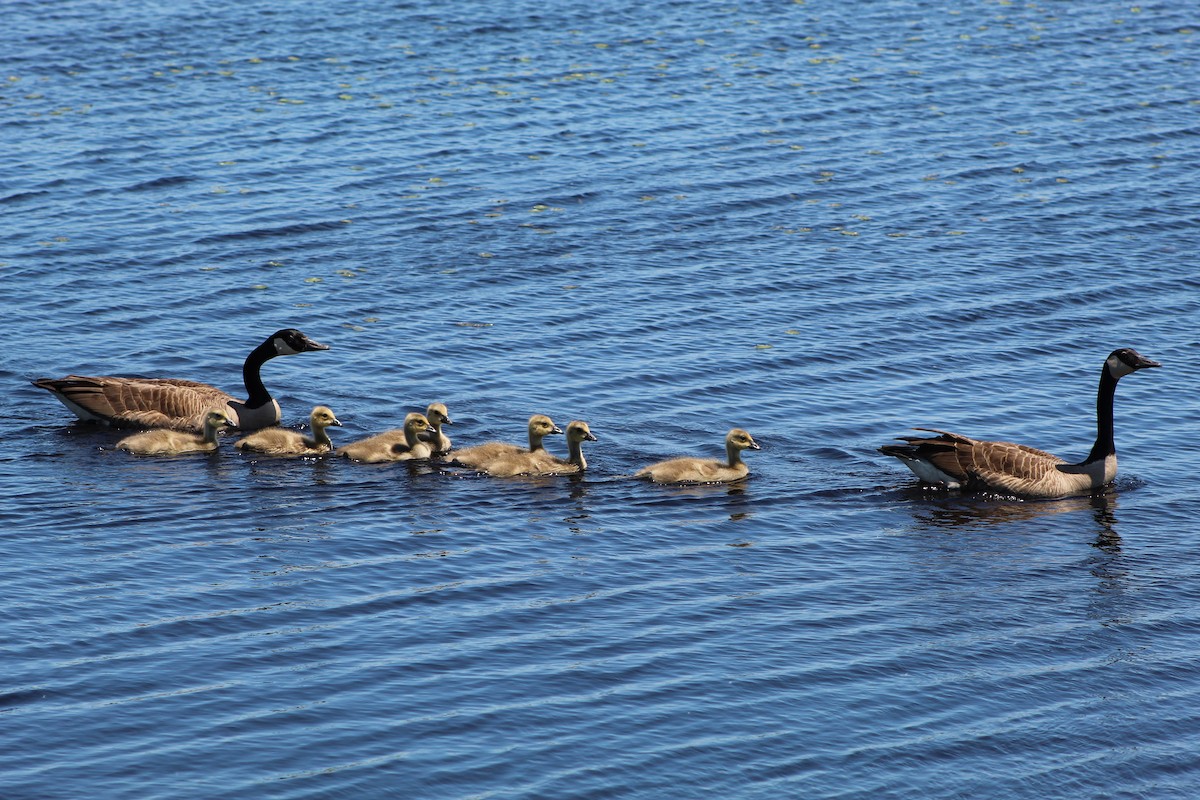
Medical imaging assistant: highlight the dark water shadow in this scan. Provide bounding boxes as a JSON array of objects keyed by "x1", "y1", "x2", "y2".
[{"x1": 900, "y1": 487, "x2": 1119, "y2": 543}]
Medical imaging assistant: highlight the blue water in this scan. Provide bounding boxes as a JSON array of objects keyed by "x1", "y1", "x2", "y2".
[{"x1": 4, "y1": 0, "x2": 1200, "y2": 797}]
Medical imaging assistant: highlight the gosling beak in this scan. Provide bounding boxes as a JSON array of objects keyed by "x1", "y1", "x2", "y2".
[
  {"x1": 585, "y1": 431, "x2": 598, "y2": 442},
  {"x1": 551, "y1": 425, "x2": 564, "y2": 435},
  {"x1": 331, "y1": 418, "x2": 343, "y2": 427},
  {"x1": 748, "y1": 440, "x2": 762, "y2": 450}
]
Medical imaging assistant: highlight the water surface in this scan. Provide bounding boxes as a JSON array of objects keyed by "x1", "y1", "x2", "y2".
[{"x1": 3, "y1": 1, "x2": 1200, "y2": 798}]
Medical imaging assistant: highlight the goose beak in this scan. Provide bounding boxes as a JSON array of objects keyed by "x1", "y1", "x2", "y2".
[
  {"x1": 304, "y1": 337, "x2": 331, "y2": 352},
  {"x1": 1136, "y1": 355, "x2": 1162, "y2": 369}
]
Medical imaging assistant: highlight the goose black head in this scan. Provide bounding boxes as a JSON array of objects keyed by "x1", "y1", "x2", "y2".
[
  {"x1": 272, "y1": 329, "x2": 330, "y2": 356},
  {"x1": 1106, "y1": 348, "x2": 1161, "y2": 379}
]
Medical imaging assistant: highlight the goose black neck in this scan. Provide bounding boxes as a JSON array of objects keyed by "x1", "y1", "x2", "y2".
[
  {"x1": 1086, "y1": 365, "x2": 1118, "y2": 463},
  {"x1": 241, "y1": 340, "x2": 277, "y2": 409}
]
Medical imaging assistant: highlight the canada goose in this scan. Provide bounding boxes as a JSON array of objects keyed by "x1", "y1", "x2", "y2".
[
  {"x1": 424, "y1": 402, "x2": 453, "y2": 454},
  {"x1": 116, "y1": 409, "x2": 230, "y2": 455},
  {"x1": 235, "y1": 405, "x2": 342, "y2": 456},
  {"x1": 335, "y1": 413, "x2": 434, "y2": 463},
  {"x1": 879, "y1": 347, "x2": 1161, "y2": 498},
  {"x1": 485, "y1": 420, "x2": 597, "y2": 477},
  {"x1": 32, "y1": 328, "x2": 330, "y2": 432},
  {"x1": 450, "y1": 414, "x2": 563, "y2": 471},
  {"x1": 636, "y1": 428, "x2": 761, "y2": 484}
]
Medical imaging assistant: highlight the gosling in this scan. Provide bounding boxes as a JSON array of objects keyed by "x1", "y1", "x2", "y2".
[
  {"x1": 116, "y1": 409, "x2": 230, "y2": 455},
  {"x1": 485, "y1": 420, "x2": 597, "y2": 477},
  {"x1": 336, "y1": 412, "x2": 434, "y2": 463},
  {"x1": 636, "y1": 428, "x2": 761, "y2": 484},
  {"x1": 451, "y1": 414, "x2": 563, "y2": 471},
  {"x1": 424, "y1": 402, "x2": 453, "y2": 454},
  {"x1": 235, "y1": 405, "x2": 342, "y2": 456}
]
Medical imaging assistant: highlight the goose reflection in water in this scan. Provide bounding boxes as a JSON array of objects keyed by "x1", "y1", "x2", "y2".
[{"x1": 905, "y1": 488, "x2": 1120, "y2": 549}]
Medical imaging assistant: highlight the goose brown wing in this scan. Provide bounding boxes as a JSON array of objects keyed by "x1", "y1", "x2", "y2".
[
  {"x1": 963, "y1": 437, "x2": 1065, "y2": 484},
  {"x1": 36, "y1": 375, "x2": 234, "y2": 430},
  {"x1": 889, "y1": 429, "x2": 1059, "y2": 485},
  {"x1": 903, "y1": 428, "x2": 1067, "y2": 492}
]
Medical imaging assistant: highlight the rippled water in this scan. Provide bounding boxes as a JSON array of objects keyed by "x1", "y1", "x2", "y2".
[{"x1": 4, "y1": 0, "x2": 1200, "y2": 797}]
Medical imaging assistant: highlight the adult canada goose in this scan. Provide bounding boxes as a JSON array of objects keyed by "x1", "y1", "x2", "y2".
[
  {"x1": 423, "y1": 403, "x2": 453, "y2": 454},
  {"x1": 636, "y1": 428, "x2": 761, "y2": 484},
  {"x1": 450, "y1": 414, "x2": 563, "y2": 471},
  {"x1": 879, "y1": 347, "x2": 1161, "y2": 498},
  {"x1": 485, "y1": 420, "x2": 597, "y2": 477},
  {"x1": 335, "y1": 413, "x2": 434, "y2": 463},
  {"x1": 235, "y1": 405, "x2": 342, "y2": 456},
  {"x1": 116, "y1": 409, "x2": 230, "y2": 456},
  {"x1": 32, "y1": 328, "x2": 329, "y2": 432}
]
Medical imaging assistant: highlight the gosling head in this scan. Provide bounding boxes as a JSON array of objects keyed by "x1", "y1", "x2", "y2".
[
  {"x1": 726, "y1": 428, "x2": 760, "y2": 452},
  {"x1": 529, "y1": 414, "x2": 564, "y2": 438},
  {"x1": 426, "y1": 402, "x2": 453, "y2": 427},
  {"x1": 204, "y1": 409, "x2": 231, "y2": 430},
  {"x1": 310, "y1": 406, "x2": 342, "y2": 429},
  {"x1": 404, "y1": 412, "x2": 432, "y2": 435},
  {"x1": 566, "y1": 420, "x2": 597, "y2": 444},
  {"x1": 1105, "y1": 348, "x2": 1161, "y2": 379}
]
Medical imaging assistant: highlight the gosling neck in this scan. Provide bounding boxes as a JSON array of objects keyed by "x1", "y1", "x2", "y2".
[
  {"x1": 726, "y1": 439, "x2": 745, "y2": 468},
  {"x1": 405, "y1": 423, "x2": 423, "y2": 449},
  {"x1": 311, "y1": 422, "x2": 334, "y2": 449},
  {"x1": 567, "y1": 437, "x2": 587, "y2": 470},
  {"x1": 202, "y1": 420, "x2": 222, "y2": 445}
]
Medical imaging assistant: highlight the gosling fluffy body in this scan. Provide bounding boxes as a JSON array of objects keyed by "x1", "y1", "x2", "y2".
[
  {"x1": 451, "y1": 414, "x2": 563, "y2": 472},
  {"x1": 484, "y1": 420, "x2": 597, "y2": 477},
  {"x1": 116, "y1": 409, "x2": 230, "y2": 455},
  {"x1": 637, "y1": 428, "x2": 761, "y2": 484},
  {"x1": 235, "y1": 405, "x2": 342, "y2": 456},
  {"x1": 336, "y1": 412, "x2": 434, "y2": 463}
]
